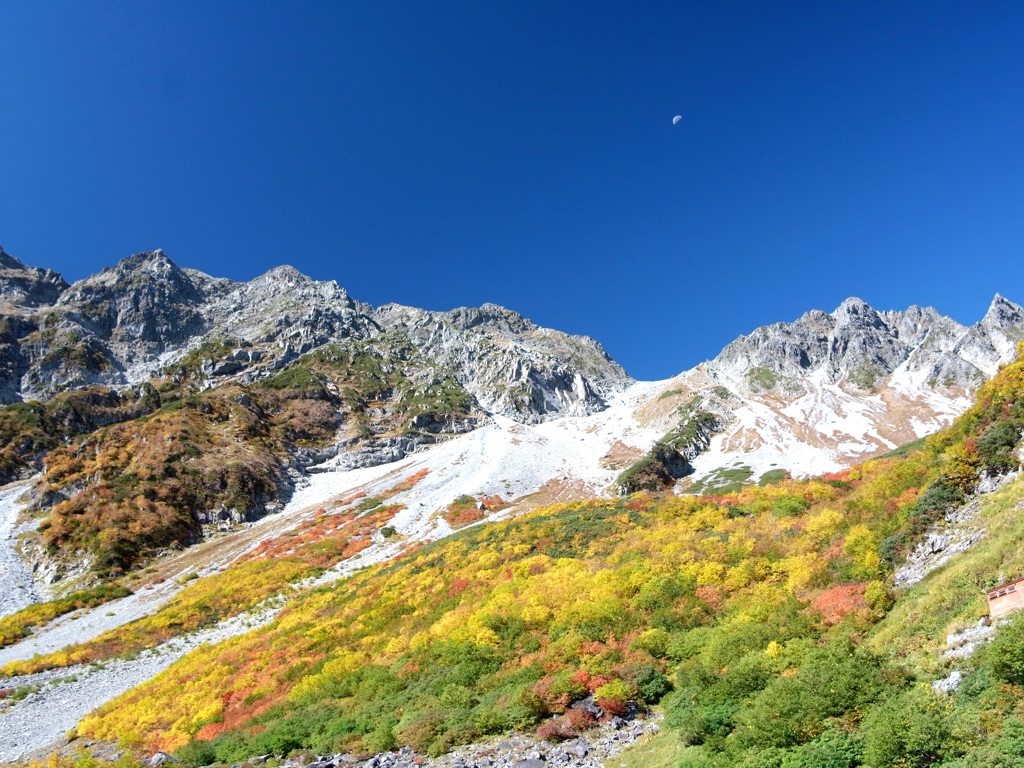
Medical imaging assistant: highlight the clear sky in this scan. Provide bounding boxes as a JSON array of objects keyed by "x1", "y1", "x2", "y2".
[{"x1": 1, "y1": 2, "x2": 1021, "y2": 380}]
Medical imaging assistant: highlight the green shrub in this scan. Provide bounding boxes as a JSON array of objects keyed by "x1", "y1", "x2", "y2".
[
  {"x1": 977, "y1": 421, "x2": 1022, "y2": 474},
  {"x1": 634, "y1": 665, "x2": 672, "y2": 703},
  {"x1": 987, "y1": 613, "x2": 1024, "y2": 685},
  {"x1": 783, "y1": 729, "x2": 862, "y2": 768},
  {"x1": 363, "y1": 720, "x2": 399, "y2": 753},
  {"x1": 739, "y1": 643, "x2": 888, "y2": 748},
  {"x1": 862, "y1": 687, "x2": 958, "y2": 768},
  {"x1": 758, "y1": 470, "x2": 788, "y2": 487},
  {"x1": 173, "y1": 740, "x2": 218, "y2": 767},
  {"x1": 631, "y1": 628, "x2": 671, "y2": 658}
]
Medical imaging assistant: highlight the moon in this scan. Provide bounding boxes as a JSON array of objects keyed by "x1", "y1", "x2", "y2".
[{"x1": 672, "y1": 115, "x2": 682, "y2": 125}]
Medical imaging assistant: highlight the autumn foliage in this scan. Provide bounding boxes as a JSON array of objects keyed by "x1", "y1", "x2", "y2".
[{"x1": 16, "y1": 346, "x2": 1024, "y2": 766}]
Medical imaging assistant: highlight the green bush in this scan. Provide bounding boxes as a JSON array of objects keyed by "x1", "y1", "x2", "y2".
[
  {"x1": 172, "y1": 740, "x2": 217, "y2": 767},
  {"x1": 783, "y1": 729, "x2": 862, "y2": 768},
  {"x1": 738, "y1": 643, "x2": 888, "y2": 748},
  {"x1": 977, "y1": 421, "x2": 1022, "y2": 474},
  {"x1": 631, "y1": 628, "x2": 671, "y2": 658},
  {"x1": 758, "y1": 469, "x2": 788, "y2": 487},
  {"x1": 634, "y1": 665, "x2": 672, "y2": 703},
  {"x1": 772, "y1": 496, "x2": 810, "y2": 517},
  {"x1": 862, "y1": 687, "x2": 957, "y2": 768},
  {"x1": 987, "y1": 614, "x2": 1024, "y2": 685},
  {"x1": 944, "y1": 716, "x2": 1024, "y2": 768},
  {"x1": 363, "y1": 720, "x2": 399, "y2": 753},
  {"x1": 665, "y1": 699, "x2": 739, "y2": 746},
  {"x1": 396, "y1": 710, "x2": 446, "y2": 754}
]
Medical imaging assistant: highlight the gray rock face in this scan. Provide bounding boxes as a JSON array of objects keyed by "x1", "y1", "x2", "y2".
[
  {"x1": 204, "y1": 265, "x2": 380, "y2": 357},
  {"x1": 0, "y1": 247, "x2": 69, "y2": 308},
  {"x1": 375, "y1": 303, "x2": 630, "y2": 422},
  {"x1": 0, "y1": 250, "x2": 632, "y2": 425},
  {"x1": 709, "y1": 295, "x2": 1024, "y2": 393}
]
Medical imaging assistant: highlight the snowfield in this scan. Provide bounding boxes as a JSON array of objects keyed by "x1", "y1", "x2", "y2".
[
  {"x1": 686, "y1": 362, "x2": 973, "y2": 485},
  {"x1": 292, "y1": 379, "x2": 668, "y2": 541}
]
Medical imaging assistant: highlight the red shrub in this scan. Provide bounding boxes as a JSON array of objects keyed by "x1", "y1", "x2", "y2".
[
  {"x1": 536, "y1": 720, "x2": 570, "y2": 741},
  {"x1": 596, "y1": 697, "x2": 629, "y2": 716},
  {"x1": 565, "y1": 708, "x2": 596, "y2": 731},
  {"x1": 810, "y1": 583, "x2": 868, "y2": 625}
]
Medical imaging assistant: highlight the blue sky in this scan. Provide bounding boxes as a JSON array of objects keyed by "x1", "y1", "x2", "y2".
[{"x1": 1, "y1": 2, "x2": 1022, "y2": 380}]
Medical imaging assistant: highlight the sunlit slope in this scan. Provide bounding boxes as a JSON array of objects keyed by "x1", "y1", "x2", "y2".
[{"x1": 57, "y1": 342, "x2": 1024, "y2": 767}]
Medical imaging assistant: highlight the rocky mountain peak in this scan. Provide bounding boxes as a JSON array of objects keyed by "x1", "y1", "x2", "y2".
[
  {"x1": 258, "y1": 264, "x2": 312, "y2": 284},
  {"x1": 445, "y1": 303, "x2": 535, "y2": 333},
  {"x1": 0, "y1": 246, "x2": 22, "y2": 270},
  {"x1": 241, "y1": 265, "x2": 355, "y2": 307},
  {"x1": 0, "y1": 247, "x2": 70, "y2": 308},
  {"x1": 115, "y1": 248, "x2": 176, "y2": 274},
  {"x1": 375, "y1": 302, "x2": 631, "y2": 422},
  {"x1": 982, "y1": 293, "x2": 1024, "y2": 329},
  {"x1": 58, "y1": 250, "x2": 207, "y2": 308},
  {"x1": 832, "y1": 296, "x2": 879, "y2": 321},
  {"x1": 824, "y1": 297, "x2": 906, "y2": 383},
  {"x1": 954, "y1": 294, "x2": 1024, "y2": 374},
  {"x1": 708, "y1": 296, "x2": 1024, "y2": 394}
]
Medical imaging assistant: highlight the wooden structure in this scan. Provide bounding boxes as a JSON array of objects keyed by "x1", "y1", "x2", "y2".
[{"x1": 987, "y1": 577, "x2": 1024, "y2": 620}]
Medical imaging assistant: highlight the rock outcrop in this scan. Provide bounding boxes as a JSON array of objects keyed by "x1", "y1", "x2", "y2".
[
  {"x1": 375, "y1": 303, "x2": 629, "y2": 421},
  {"x1": 0, "y1": 248, "x2": 69, "y2": 308},
  {"x1": 709, "y1": 295, "x2": 1024, "y2": 393}
]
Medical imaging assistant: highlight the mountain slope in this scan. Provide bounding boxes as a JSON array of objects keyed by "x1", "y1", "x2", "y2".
[
  {"x1": 0, "y1": 248, "x2": 633, "y2": 586},
  {"x1": 45, "y1": 344, "x2": 1023, "y2": 767},
  {"x1": 1, "y1": 247, "x2": 1021, "y2": 594},
  {"x1": 632, "y1": 295, "x2": 1024, "y2": 493},
  {"x1": 0, "y1": 244, "x2": 1022, "y2": 765}
]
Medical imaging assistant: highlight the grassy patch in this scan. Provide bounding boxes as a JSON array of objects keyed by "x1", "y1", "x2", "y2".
[
  {"x1": 746, "y1": 366, "x2": 780, "y2": 390},
  {"x1": 604, "y1": 726, "x2": 685, "y2": 768},
  {"x1": 874, "y1": 437, "x2": 927, "y2": 461},
  {"x1": 758, "y1": 469, "x2": 789, "y2": 486},
  {"x1": 847, "y1": 360, "x2": 884, "y2": 390},
  {"x1": 687, "y1": 464, "x2": 754, "y2": 495}
]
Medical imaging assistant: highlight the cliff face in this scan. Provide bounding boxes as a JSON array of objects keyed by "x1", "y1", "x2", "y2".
[
  {"x1": 709, "y1": 295, "x2": 1024, "y2": 392},
  {"x1": 0, "y1": 247, "x2": 69, "y2": 308},
  {"x1": 0, "y1": 249, "x2": 632, "y2": 423}
]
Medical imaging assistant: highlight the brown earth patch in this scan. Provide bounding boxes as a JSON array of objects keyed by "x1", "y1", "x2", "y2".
[
  {"x1": 503, "y1": 477, "x2": 600, "y2": 517},
  {"x1": 600, "y1": 440, "x2": 646, "y2": 470}
]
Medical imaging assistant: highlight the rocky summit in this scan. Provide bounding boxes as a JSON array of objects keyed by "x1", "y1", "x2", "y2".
[
  {"x1": 708, "y1": 295, "x2": 1024, "y2": 390},
  {"x1": 628, "y1": 293, "x2": 1024, "y2": 494},
  {"x1": 0, "y1": 248, "x2": 629, "y2": 420}
]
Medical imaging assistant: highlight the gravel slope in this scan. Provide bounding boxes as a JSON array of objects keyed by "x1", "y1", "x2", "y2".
[
  {"x1": 0, "y1": 483, "x2": 41, "y2": 620},
  {"x1": 0, "y1": 605, "x2": 280, "y2": 762}
]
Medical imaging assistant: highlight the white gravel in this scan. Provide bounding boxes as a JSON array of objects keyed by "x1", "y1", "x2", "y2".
[
  {"x1": 0, "y1": 578, "x2": 184, "y2": 667},
  {"x1": 0, "y1": 483, "x2": 42, "y2": 620},
  {"x1": 0, "y1": 603, "x2": 281, "y2": 762}
]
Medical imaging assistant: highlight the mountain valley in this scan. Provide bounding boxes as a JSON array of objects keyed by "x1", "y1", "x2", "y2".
[{"x1": 1, "y1": 247, "x2": 1024, "y2": 768}]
